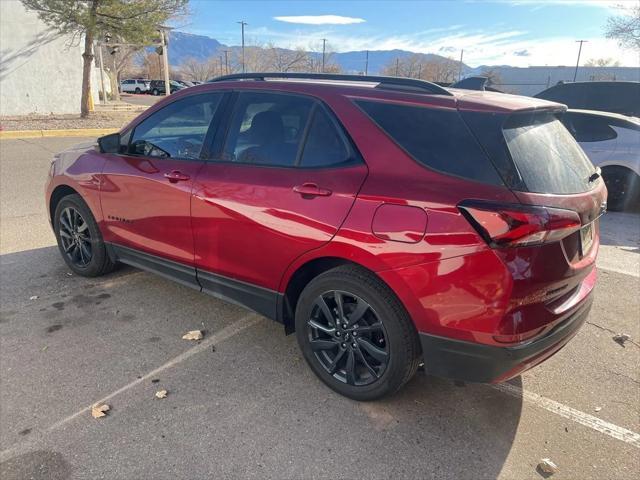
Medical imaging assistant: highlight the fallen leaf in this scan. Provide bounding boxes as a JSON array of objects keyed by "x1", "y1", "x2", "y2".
[
  {"x1": 613, "y1": 333, "x2": 631, "y2": 346},
  {"x1": 155, "y1": 390, "x2": 168, "y2": 399},
  {"x1": 537, "y1": 458, "x2": 558, "y2": 475},
  {"x1": 91, "y1": 403, "x2": 110, "y2": 419},
  {"x1": 29, "y1": 295, "x2": 38, "y2": 300},
  {"x1": 182, "y1": 330, "x2": 203, "y2": 341}
]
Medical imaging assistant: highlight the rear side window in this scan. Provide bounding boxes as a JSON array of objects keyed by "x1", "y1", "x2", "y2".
[
  {"x1": 503, "y1": 112, "x2": 595, "y2": 194},
  {"x1": 562, "y1": 112, "x2": 618, "y2": 142},
  {"x1": 355, "y1": 100, "x2": 503, "y2": 185},
  {"x1": 300, "y1": 107, "x2": 353, "y2": 168}
]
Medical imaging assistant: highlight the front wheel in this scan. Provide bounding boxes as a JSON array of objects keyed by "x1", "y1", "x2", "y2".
[
  {"x1": 295, "y1": 265, "x2": 421, "y2": 400},
  {"x1": 134, "y1": 87, "x2": 141, "y2": 94},
  {"x1": 152, "y1": 88, "x2": 159, "y2": 96},
  {"x1": 54, "y1": 194, "x2": 116, "y2": 277}
]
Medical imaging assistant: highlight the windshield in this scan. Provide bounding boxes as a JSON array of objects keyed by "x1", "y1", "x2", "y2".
[{"x1": 503, "y1": 112, "x2": 596, "y2": 194}]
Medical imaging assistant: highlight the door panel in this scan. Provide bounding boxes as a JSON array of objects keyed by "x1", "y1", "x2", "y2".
[
  {"x1": 99, "y1": 92, "x2": 225, "y2": 266},
  {"x1": 192, "y1": 163, "x2": 367, "y2": 290}
]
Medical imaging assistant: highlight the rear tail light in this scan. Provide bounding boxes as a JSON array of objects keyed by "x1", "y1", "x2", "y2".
[{"x1": 458, "y1": 200, "x2": 581, "y2": 248}]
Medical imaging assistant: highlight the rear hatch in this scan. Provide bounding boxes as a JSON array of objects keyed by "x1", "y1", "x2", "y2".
[{"x1": 457, "y1": 101, "x2": 606, "y2": 341}]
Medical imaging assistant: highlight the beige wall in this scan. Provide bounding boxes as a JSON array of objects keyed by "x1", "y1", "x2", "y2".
[{"x1": 0, "y1": 0, "x2": 102, "y2": 116}]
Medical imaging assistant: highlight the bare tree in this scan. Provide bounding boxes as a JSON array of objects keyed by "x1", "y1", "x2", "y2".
[
  {"x1": 265, "y1": 44, "x2": 308, "y2": 72},
  {"x1": 381, "y1": 55, "x2": 458, "y2": 82},
  {"x1": 605, "y1": 3, "x2": 640, "y2": 50},
  {"x1": 584, "y1": 57, "x2": 621, "y2": 67},
  {"x1": 100, "y1": 43, "x2": 141, "y2": 101},
  {"x1": 180, "y1": 56, "x2": 219, "y2": 82}
]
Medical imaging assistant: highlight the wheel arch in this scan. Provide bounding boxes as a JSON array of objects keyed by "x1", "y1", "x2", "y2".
[
  {"x1": 280, "y1": 256, "x2": 403, "y2": 334},
  {"x1": 49, "y1": 184, "x2": 80, "y2": 225}
]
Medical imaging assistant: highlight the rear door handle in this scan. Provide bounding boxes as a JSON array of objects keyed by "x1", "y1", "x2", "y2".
[
  {"x1": 164, "y1": 170, "x2": 190, "y2": 183},
  {"x1": 293, "y1": 183, "x2": 332, "y2": 197}
]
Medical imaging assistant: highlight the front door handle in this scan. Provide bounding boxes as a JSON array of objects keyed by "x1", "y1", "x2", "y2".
[
  {"x1": 164, "y1": 170, "x2": 190, "y2": 183},
  {"x1": 293, "y1": 183, "x2": 332, "y2": 198}
]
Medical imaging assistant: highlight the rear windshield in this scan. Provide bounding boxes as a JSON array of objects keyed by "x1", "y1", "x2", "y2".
[{"x1": 503, "y1": 112, "x2": 595, "y2": 194}]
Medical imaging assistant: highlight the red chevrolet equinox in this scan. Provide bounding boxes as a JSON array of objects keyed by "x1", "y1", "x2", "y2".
[{"x1": 46, "y1": 73, "x2": 606, "y2": 400}]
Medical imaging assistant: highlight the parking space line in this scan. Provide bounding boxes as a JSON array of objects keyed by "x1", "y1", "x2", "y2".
[
  {"x1": 0, "y1": 313, "x2": 262, "y2": 462},
  {"x1": 493, "y1": 382, "x2": 640, "y2": 448}
]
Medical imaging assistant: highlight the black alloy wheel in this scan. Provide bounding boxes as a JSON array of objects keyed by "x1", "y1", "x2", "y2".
[{"x1": 58, "y1": 207, "x2": 92, "y2": 268}]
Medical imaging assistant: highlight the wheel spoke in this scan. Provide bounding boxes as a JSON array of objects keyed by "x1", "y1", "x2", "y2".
[
  {"x1": 308, "y1": 319, "x2": 335, "y2": 335},
  {"x1": 64, "y1": 242, "x2": 75, "y2": 253},
  {"x1": 79, "y1": 243, "x2": 91, "y2": 263},
  {"x1": 327, "y1": 348, "x2": 346, "y2": 374},
  {"x1": 357, "y1": 337, "x2": 388, "y2": 363},
  {"x1": 59, "y1": 230, "x2": 72, "y2": 239},
  {"x1": 314, "y1": 296, "x2": 335, "y2": 325},
  {"x1": 334, "y1": 291, "x2": 345, "y2": 322},
  {"x1": 77, "y1": 220, "x2": 89, "y2": 233},
  {"x1": 59, "y1": 215, "x2": 72, "y2": 233},
  {"x1": 309, "y1": 339, "x2": 339, "y2": 351},
  {"x1": 346, "y1": 298, "x2": 369, "y2": 326},
  {"x1": 345, "y1": 349, "x2": 356, "y2": 385},
  {"x1": 355, "y1": 346, "x2": 379, "y2": 379},
  {"x1": 353, "y1": 322, "x2": 383, "y2": 334}
]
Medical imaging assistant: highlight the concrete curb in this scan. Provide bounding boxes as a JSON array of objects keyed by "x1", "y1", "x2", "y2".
[{"x1": 0, "y1": 128, "x2": 118, "y2": 140}]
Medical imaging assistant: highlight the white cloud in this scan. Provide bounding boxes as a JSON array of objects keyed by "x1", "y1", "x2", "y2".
[{"x1": 273, "y1": 15, "x2": 366, "y2": 25}]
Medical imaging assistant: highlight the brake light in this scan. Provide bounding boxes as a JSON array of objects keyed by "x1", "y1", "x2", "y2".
[{"x1": 458, "y1": 200, "x2": 581, "y2": 248}]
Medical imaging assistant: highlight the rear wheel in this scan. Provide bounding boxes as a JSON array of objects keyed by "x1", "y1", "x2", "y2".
[
  {"x1": 152, "y1": 88, "x2": 159, "y2": 96},
  {"x1": 134, "y1": 87, "x2": 141, "y2": 94},
  {"x1": 295, "y1": 265, "x2": 421, "y2": 400},
  {"x1": 54, "y1": 194, "x2": 116, "y2": 277},
  {"x1": 602, "y1": 166, "x2": 640, "y2": 212}
]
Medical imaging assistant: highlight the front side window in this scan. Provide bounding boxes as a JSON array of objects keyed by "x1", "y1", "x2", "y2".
[
  {"x1": 128, "y1": 93, "x2": 222, "y2": 160},
  {"x1": 223, "y1": 92, "x2": 314, "y2": 167}
]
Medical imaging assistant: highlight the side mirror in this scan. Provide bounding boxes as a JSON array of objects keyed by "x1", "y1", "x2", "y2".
[{"x1": 98, "y1": 132, "x2": 121, "y2": 154}]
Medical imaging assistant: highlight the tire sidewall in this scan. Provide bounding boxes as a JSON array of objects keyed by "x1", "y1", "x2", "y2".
[
  {"x1": 295, "y1": 271, "x2": 415, "y2": 400},
  {"x1": 53, "y1": 195, "x2": 108, "y2": 277}
]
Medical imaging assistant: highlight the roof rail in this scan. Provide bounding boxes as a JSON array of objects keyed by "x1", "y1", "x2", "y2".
[{"x1": 207, "y1": 72, "x2": 453, "y2": 96}]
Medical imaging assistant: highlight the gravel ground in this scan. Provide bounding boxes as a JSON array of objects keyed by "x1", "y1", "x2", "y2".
[{"x1": 0, "y1": 112, "x2": 141, "y2": 131}]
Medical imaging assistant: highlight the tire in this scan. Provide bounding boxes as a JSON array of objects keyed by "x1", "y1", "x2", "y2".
[
  {"x1": 134, "y1": 87, "x2": 141, "y2": 94},
  {"x1": 295, "y1": 265, "x2": 421, "y2": 400},
  {"x1": 152, "y1": 88, "x2": 159, "y2": 96},
  {"x1": 602, "y1": 166, "x2": 640, "y2": 212},
  {"x1": 53, "y1": 194, "x2": 116, "y2": 277}
]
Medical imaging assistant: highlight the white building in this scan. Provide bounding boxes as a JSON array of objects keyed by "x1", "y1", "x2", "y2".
[{"x1": 0, "y1": 0, "x2": 105, "y2": 116}]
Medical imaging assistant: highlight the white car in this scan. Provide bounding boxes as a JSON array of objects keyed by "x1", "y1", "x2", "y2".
[
  {"x1": 119, "y1": 79, "x2": 150, "y2": 94},
  {"x1": 562, "y1": 109, "x2": 640, "y2": 211}
]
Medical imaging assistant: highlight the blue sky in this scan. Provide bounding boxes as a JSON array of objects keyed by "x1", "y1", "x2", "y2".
[{"x1": 182, "y1": 0, "x2": 638, "y2": 67}]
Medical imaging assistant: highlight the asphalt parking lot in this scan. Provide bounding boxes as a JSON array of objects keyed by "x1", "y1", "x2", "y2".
[{"x1": 0, "y1": 136, "x2": 638, "y2": 479}]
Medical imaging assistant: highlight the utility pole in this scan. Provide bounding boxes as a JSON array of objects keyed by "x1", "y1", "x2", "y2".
[
  {"x1": 573, "y1": 40, "x2": 587, "y2": 82},
  {"x1": 417, "y1": 63, "x2": 422, "y2": 79},
  {"x1": 364, "y1": 50, "x2": 369, "y2": 75},
  {"x1": 237, "y1": 21, "x2": 247, "y2": 73},
  {"x1": 458, "y1": 49, "x2": 464, "y2": 81},
  {"x1": 224, "y1": 49, "x2": 229, "y2": 74},
  {"x1": 395, "y1": 58, "x2": 399, "y2": 76},
  {"x1": 159, "y1": 27, "x2": 171, "y2": 96},
  {"x1": 321, "y1": 38, "x2": 327, "y2": 73},
  {"x1": 220, "y1": 55, "x2": 224, "y2": 76},
  {"x1": 96, "y1": 42, "x2": 107, "y2": 104}
]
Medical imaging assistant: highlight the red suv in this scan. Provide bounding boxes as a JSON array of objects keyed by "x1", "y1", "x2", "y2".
[{"x1": 46, "y1": 73, "x2": 606, "y2": 400}]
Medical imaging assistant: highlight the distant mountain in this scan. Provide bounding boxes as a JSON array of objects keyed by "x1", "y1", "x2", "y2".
[
  {"x1": 166, "y1": 31, "x2": 225, "y2": 63},
  {"x1": 165, "y1": 31, "x2": 469, "y2": 74}
]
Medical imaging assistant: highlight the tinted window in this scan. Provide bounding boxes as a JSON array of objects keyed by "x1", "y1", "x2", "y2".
[
  {"x1": 129, "y1": 93, "x2": 222, "y2": 160},
  {"x1": 223, "y1": 92, "x2": 313, "y2": 166},
  {"x1": 562, "y1": 112, "x2": 618, "y2": 142},
  {"x1": 535, "y1": 82, "x2": 640, "y2": 117},
  {"x1": 356, "y1": 100, "x2": 503, "y2": 185},
  {"x1": 300, "y1": 107, "x2": 353, "y2": 167},
  {"x1": 503, "y1": 112, "x2": 595, "y2": 194}
]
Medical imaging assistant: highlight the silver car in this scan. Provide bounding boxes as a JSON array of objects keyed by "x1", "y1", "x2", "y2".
[{"x1": 562, "y1": 109, "x2": 640, "y2": 211}]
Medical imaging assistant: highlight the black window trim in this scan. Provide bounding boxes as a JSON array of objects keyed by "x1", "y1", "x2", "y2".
[
  {"x1": 120, "y1": 90, "x2": 229, "y2": 163},
  {"x1": 209, "y1": 88, "x2": 365, "y2": 170}
]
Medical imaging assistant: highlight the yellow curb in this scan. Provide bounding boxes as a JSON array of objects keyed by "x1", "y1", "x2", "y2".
[{"x1": 0, "y1": 128, "x2": 118, "y2": 140}]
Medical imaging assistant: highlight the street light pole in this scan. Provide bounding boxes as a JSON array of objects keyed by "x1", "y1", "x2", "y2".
[
  {"x1": 321, "y1": 38, "x2": 327, "y2": 73},
  {"x1": 237, "y1": 21, "x2": 247, "y2": 73},
  {"x1": 573, "y1": 40, "x2": 587, "y2": 82},
  {"x1": 395, "y1": 58, "x2": 399, "y2": 76},
  {"x1": 458, "y1": 49, "x2": 464, "y2": 81},
  {"x1": 364, "y1": 50, "x2": 369, "y2": 75},
  {"x1": 224, "y1": 49, "x2": 229, "y2": 74}
]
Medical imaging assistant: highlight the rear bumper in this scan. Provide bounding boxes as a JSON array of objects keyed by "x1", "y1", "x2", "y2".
[{"x1": 419, "y1": 295, "x2": 593, "y2": 383}]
